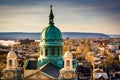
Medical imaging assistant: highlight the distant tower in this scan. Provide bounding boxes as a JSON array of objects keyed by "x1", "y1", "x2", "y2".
[
  {"x1": 6, "y1": 48, "x2": 18, "y2": 69},
  {"x1": 59, "y1": 47, "x2": 77, "y2": 80},
  {"x1": 1, "y1": 47, "x2": 21, "y2": 79}
]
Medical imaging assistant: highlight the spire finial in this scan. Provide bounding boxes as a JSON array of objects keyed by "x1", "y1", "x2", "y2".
[
  {"x1": 50, "y1": 5, "x2": 52, "y2": 9},
  {"x1": 49, "y1": 5, "x2": 54, "y2": 25}
]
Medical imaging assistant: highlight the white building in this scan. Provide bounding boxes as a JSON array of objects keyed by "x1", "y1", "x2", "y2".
[
  {"x1": 93, "y1": 68, "x2": 108, "y2": 80},
  {"x1": 108, "y1": 42, "x2": 120, "y2": 50}
]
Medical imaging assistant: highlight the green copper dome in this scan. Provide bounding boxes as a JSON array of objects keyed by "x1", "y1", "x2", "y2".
[
  {"x1": 41, "y1": 25, "x2": 62, "y2": 40},
  {"x1": 40, "y1": 5, "x2": 62, "y2": 46}
]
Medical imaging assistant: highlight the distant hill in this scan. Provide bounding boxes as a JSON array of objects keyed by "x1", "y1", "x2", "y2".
[
  {"x1": 109, "y1": 34, "x2": 120, "y2": 38},
  {"x1": 63, "y1": 32, "x2": 110, "y2": 39},
  {"x1": 0, "y1": 32, "x2": 111, "y2": 40}
]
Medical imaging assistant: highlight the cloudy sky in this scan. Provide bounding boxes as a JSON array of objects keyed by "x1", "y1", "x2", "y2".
[{"x1": 0, "y1": 0, "x2": 120, "y2": 34}]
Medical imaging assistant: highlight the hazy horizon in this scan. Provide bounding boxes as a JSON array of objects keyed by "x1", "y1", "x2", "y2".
[
  {"x1": 0, "y1": 32, "x2": 120, "y2": 35},
  {"x1": 0, "y1": 0, "x2": 120, "y2": 34}
]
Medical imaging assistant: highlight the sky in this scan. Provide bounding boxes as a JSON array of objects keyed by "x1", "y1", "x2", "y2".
[{"x1": 0, "y1": 0, "x2": 120, "y2": 34}]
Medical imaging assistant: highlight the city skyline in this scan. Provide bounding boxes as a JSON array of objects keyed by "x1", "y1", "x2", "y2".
[{"x1": 0, "y1": 0, "x2": 120, "y2": 34}]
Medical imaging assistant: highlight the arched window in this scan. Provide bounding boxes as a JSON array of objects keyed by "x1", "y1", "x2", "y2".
[
  {"x1": 67, "y1": 60, "x2": 70, "y2": 66},
  {"x1": 52, "y1": 49, "x2": 54, "y2": 56},
  {"x1": 58, "y1": 48, "x2": 59, "y2": 56},
  {"x1": 6, "y1": 72, "x2": 13, "y2": 78},
  {"x1": 45, "y1": 49, "x2": 48, "y2": 55},
  {"x1": 9, "y1": 60, "x2": 12, "y2": 66}
]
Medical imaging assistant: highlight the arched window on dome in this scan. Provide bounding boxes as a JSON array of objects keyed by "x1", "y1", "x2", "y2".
[
  {"x1": 67, "y1": 60, "x2": 70, "y2": 66},
  {"x1": 57, "y1": 48, "x2": 59, "y2": 56},
  {"x1": 52, "y1": 48, "x2": 54, "y2": 56},
  {"x1": 45, "y1": 49, "x2": 48, "y2": 56},
  {"x1": 9, "y1": 60, "x2": 12, "y2": 67}
]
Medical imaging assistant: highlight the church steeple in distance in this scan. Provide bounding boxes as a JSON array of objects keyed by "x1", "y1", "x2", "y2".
[{"x1": 49, "y1": 5, "x2": 54, "y2": 25}]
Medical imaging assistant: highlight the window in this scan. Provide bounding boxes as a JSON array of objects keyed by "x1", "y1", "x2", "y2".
[
  {"x1": 67, "y1": 60, "x2": 70, "y2": 66},
  {"x1": 9, "y1": 60, "x2": 12, "y2": 66},
  {"x1": 52, "y1": 49, "x2": 54, "y2": 55},
  {"x1": 45, "y1": 49, "x2": 48, "y2": 55},
  {"x1": 58, "y1": 48, "x2": 59, "y2": 56},
  {"x1": 6, "y1": 72, "x2": 13, "y2": 78}
]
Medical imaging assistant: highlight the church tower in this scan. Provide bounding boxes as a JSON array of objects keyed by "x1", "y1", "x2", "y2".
[
  {"x1": 59, "y1": 48, "x2": 77, "y2": 80},
  {"x1": 38, "y1": 5, "x2": 63, "y2": 68},
  {"x1": 1, "y1": 47, "x2": 21, "y2": 79},
  {"x1": 6, "y1": 48, "x2": 18, "y2": 69}
]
